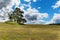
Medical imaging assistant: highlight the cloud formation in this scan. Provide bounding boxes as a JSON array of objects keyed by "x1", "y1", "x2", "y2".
[
  {"x1": 46, "y1": 13, "x2": 60, "y2": 24},
  {"x1": 24, "y1": 8, "x2": 48, "y2": 24},
  {"x1": 0, "y1": 0, "x2": 20, "y2": 22},
  {"x1": 0, "y1": 0, "x2": 20, "y2": 10},
  {"x1": 0, "y1": 0, "x2": 11, "y2": 9},
  {"x1": 33, "y1": 0, "x2": 37, "y2": 2},
  {"x1": 24, "y1": 0, "x2": 31, "y2": 2},
  {"x1": 52, "y1": 0, "x2": 60, "y2": 9}
]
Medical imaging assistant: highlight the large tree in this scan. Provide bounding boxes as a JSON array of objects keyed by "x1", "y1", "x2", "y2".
[{"x1": 8, "y1": 8, "x2": 27, "y2": 24}]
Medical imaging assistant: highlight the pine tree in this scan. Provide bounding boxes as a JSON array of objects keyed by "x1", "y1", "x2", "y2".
[{"x1": 12, "y1": 8, "x2": 27, "y2": 24}]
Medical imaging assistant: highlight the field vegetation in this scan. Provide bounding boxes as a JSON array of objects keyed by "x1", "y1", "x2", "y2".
[{"x1": 0, "y1": 23, "x2": 60, "y2": 40}]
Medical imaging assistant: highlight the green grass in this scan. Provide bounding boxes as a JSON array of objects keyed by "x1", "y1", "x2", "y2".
[{"x1": 0, "y1": 23, "x2": 60, "y2": 40}]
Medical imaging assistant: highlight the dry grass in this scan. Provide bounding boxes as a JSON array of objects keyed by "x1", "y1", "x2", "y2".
[{"x1": 0, "y1": 23, "x2": 60, "y2": 40}]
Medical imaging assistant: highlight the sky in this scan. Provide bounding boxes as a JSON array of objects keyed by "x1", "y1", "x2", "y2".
[{"x1": 0, "y1": 0, "x2": 60, "y2": 24}]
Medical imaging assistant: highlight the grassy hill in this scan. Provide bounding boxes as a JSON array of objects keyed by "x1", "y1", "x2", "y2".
[{"x1": 0, "y1": 23, "x2": 60, "y2": 40}]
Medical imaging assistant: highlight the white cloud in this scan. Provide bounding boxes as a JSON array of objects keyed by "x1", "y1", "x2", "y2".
[
  {"x1": 33, "y1": 0, "x2": 37, "y2": 2},
  {"x1": 0, "y1": 0, "x2": 20, "y2": 22},
  {"x1": 0, "y1": 0, "x2": 20, "y2": 10},
  {"x1": 0, "y1": 0, "x2": 11, "y2": 9},
  {"x1": 24, "y1": 8, "x2": 49, "y2": 24},
  {"x1": 38, "y1": 7, "x2": 41, "y2": 9},
  {"x1": 52, "y1": 0, "x2": 60, "y2": 9},
  {"x1": 46, "y1": 13, "x2": 60, "y2": 24},
  {"x1": 6, "y1": 0, "x2": 20, "y2": 10},
  {"x1": 0, "y1": 9, "x2": 9, "y2": 22},
  {"x1": 24, "y1": 0, "x2": 31, "y2": 2}
]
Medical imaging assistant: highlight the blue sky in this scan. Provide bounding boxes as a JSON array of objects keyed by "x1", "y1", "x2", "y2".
[
  {"x1": 19, "y1": 0, "x2": 60, "y2": 24},
  {"x1": 0, "y1": 0, "x2": 60, "y2": 24}
]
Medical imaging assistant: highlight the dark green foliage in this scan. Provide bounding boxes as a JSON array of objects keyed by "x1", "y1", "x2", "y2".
[
  {"x1": 49, "y1": 23, "x2": 60, "y2": 25},
  {"x1": 8, "y1": 8, "x2": 27, "y2": 25},
  {"x1": 8, "y1": 14, "x2": 14, "y2": 22}
]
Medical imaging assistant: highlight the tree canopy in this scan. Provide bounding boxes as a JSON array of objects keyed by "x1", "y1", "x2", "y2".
[{"x1": 8, "y1": 8, "x2": 27, "y2": 25}]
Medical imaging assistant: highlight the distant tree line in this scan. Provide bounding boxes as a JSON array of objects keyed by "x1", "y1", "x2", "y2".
[{"x1": 49, "y1": 23, "x2": 60, "y2": 25}]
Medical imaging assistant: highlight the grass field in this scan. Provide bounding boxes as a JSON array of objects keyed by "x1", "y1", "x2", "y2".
[{"x1": 0, "y1": 23, "x2": 60, "y2": 40}]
